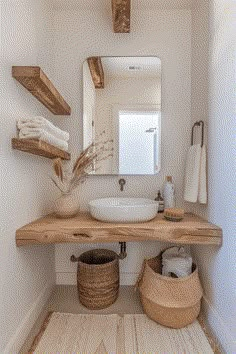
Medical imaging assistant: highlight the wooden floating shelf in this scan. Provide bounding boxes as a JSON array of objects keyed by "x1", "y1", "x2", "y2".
[
  {"x1": 12, "y1": 66, "x2": 71, "y2": 115},
  {"x1": 112, "y1": 0, "x2": 131, "y2": 33},
  {"x1": 16, "y1": 212, "x2": 222, "y2": 247},
  {"x1": 12, "y1": 138, "x2": 70, "y2": 160}
]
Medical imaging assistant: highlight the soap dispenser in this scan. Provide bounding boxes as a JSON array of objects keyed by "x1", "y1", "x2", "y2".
[
  {"x1": 163, "y1": 176, "x2": 175, "y2": 208},
  {"x1": 155, "y1": 190, "x2": 164, "y2": 213}
]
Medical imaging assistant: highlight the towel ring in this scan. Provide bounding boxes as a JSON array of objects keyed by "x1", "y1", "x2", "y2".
[{"x1": 191, "y1": 120, "x2": 204, "y2": 147}]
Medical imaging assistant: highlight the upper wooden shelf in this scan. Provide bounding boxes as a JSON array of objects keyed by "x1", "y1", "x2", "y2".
[
  {"x1": 12, "y1": 138, "x2": 70, "y2": 160},
  {"x1": 16, "y1": 212, "x2": 222, "y2": 247},
  {"x1": 12, "y1": 66, "x2": 71, "y2": 115}
]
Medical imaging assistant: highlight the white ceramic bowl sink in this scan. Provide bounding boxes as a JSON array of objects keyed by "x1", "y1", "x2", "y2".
[{"x1": 89, "y1": 198, "x2": 159, "y2": 223}]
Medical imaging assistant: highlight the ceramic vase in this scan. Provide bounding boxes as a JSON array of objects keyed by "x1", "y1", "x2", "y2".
[{"x1": 54, "y1": 192, "x2": 79, "y2": 218}]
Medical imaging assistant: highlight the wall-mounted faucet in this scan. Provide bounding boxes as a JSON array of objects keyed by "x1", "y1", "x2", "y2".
[{"x1": 119, "y1": 178, "x2": 126, "y2": 191}]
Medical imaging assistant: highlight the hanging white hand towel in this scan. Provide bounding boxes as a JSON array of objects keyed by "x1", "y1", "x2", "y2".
[
  {"x1": 198, "y1": 145, "x2": 207, "y2": 204},
  {"x1": 184, "y1": 144, "x2": 201, "y2": 203},
  {"x1": 17, "y1": 116, "x2": 69, "y2": 141}
]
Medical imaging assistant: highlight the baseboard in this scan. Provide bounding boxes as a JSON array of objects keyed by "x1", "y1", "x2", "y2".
[
  {"x1": 3, "y1": 282, "x2": 54, "y2": 354},
  {"x1": 202, "y1": 296, "x2": 236, "y2": 354},
  {"x1": 56, "y1": 272, "x2": 139, "y2": 286}
]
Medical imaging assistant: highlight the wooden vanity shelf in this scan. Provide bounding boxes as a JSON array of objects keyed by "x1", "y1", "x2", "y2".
[
  {"x1": 12, "y1": 138, "x2": 71, "y2": 160},
  {"x1": 16, "y1": 212, "x2": 222, "y2": 247},
  {"x1": 12, "y1": 66, "x2": 71, "y2": 115}
]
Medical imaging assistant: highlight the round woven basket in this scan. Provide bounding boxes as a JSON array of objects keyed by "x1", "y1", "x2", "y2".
[
  {"x1": 138, "y1": 255, "x2": 203, "y2": 328},
  {"x1": 77, "y1": 249, "x2": 119, "y2": 310}
]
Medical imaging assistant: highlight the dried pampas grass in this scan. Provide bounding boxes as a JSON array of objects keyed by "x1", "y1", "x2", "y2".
[
  {"x1": 51, "y1": 133, "x2": 113, "y2": 193},
  {"x1": 53, "y1": 158, "x2": 63, "y2": 182}
]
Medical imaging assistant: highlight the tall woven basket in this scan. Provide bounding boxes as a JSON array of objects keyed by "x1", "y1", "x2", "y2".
[
  {"x1": 77, "y1": 249, "x2": 119, "y2": 310},
  {"x1": 138, "y1": 255, "x2": 203, "y2": 329}
]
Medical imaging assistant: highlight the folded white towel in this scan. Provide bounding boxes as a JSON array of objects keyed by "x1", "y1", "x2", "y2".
[
  {"x1": 198, "y1": 145, "x2": 207, "y2": 204},
  {"x1": 184, "y1": 144, "x2": 201, "y2": 203},
  {"x1": 19, "y1": 129, "x2": 68, "y2": 151},
  {"x1": 17, "y1": 117, "x2": 69, "y2": 142}
]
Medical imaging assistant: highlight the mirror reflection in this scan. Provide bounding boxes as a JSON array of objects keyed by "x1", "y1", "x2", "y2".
[{"x1": 83, "y1": 56, "x2": 161, "y2": 175}]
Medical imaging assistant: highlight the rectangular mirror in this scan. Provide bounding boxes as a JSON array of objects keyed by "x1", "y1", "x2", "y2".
[{"x1": 83, "y1": 56, "x2": 161, "y2": 175}]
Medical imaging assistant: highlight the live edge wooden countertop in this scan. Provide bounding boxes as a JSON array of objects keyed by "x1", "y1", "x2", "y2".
[{"x1": 16, "y1": 212, "x2": 222, "y2": 247}]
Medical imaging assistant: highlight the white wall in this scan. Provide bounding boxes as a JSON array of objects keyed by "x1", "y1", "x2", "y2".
[
  {"x1": 52, "y1": 5, "x2": 192, "y2": 285},
  {"x1": 0, "y1": 1, "x2": 58, "y2": 352},
  {"x1": 191, "y1": 0, "x2": 236, "y2": 352},
  {"x1": 189, "y1": 0, "x2": 209, "y2": 218}
]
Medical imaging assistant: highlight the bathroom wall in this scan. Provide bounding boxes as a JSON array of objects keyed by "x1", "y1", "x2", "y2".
[
  {"x1": 189, "y1": 0, "x2": 209, "y2": 218},
  {"x1": 51, "y1": 3, "x2": 192, "y2": 285},
  {"x1": 191, "y1": 0, "x2": 236, "y2": 352},
  {"x1": 0, "y1": 1, "x2": 58, "y2": 352}
]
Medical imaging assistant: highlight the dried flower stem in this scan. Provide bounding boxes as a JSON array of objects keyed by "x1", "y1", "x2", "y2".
[{"x1": 51, "y1": 136, "x2": 113, "y2": 193}]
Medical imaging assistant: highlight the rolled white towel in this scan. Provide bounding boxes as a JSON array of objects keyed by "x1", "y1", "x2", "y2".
[
  {"x1": 162, "y1": 247, "x2": 192, "y2": 278},
  {"x1": 162, "y1": 256, "x2": 193, "y2": 278},
  {"x1": 19, "y1": 129, "x2": 68, "y2": 151},
  {"x1": 17, "y1": 116, "x2": 69, "y2": 142}
]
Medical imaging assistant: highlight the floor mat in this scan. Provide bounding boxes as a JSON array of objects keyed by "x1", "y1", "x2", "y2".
[{"x1": 30, "y1": 312, "x2": 214, "y2": 353}]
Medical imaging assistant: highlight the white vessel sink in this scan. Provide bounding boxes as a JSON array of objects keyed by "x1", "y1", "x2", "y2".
[{"x1": 89, "y1": 198, "x2": 158, "y2": 223}]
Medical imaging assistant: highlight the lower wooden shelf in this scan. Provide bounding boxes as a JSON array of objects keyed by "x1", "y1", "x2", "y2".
[
  {"x1": 16, "y1": 212, "x2": 222, "y2": 247},
  {"x1": 12, "y1": 138, "x2": 70, "y2": 160}
]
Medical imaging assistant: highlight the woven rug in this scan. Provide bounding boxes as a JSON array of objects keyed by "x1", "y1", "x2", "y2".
[{"x1": 30, "y1": 312, "x2": 214, "y2": 353}]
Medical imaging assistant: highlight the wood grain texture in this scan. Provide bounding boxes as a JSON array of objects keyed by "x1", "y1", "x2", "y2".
[
  {"x1": 12, "y1": 138, "x2": 71, "y2": 160},
  {"x1": 12, "y1": 66, "x2": 71, "y2": 115},
  {"x1": 87, "y1": 57, "x2": 104, "y2": 88},
  {"x1": 16, "y1": 212, "x2": 222, "y2": 247},
  {"x1": 112, "y1": 0, "x2": 131, "y2": 33}
]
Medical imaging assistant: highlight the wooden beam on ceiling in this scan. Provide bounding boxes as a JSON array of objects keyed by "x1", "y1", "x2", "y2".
[
  {"x1": 87, "y1": 57, "x2": 104, "y2": 89},
  {"x1": 112, "y1": 0, "x2": 130, "y2": 33}
]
